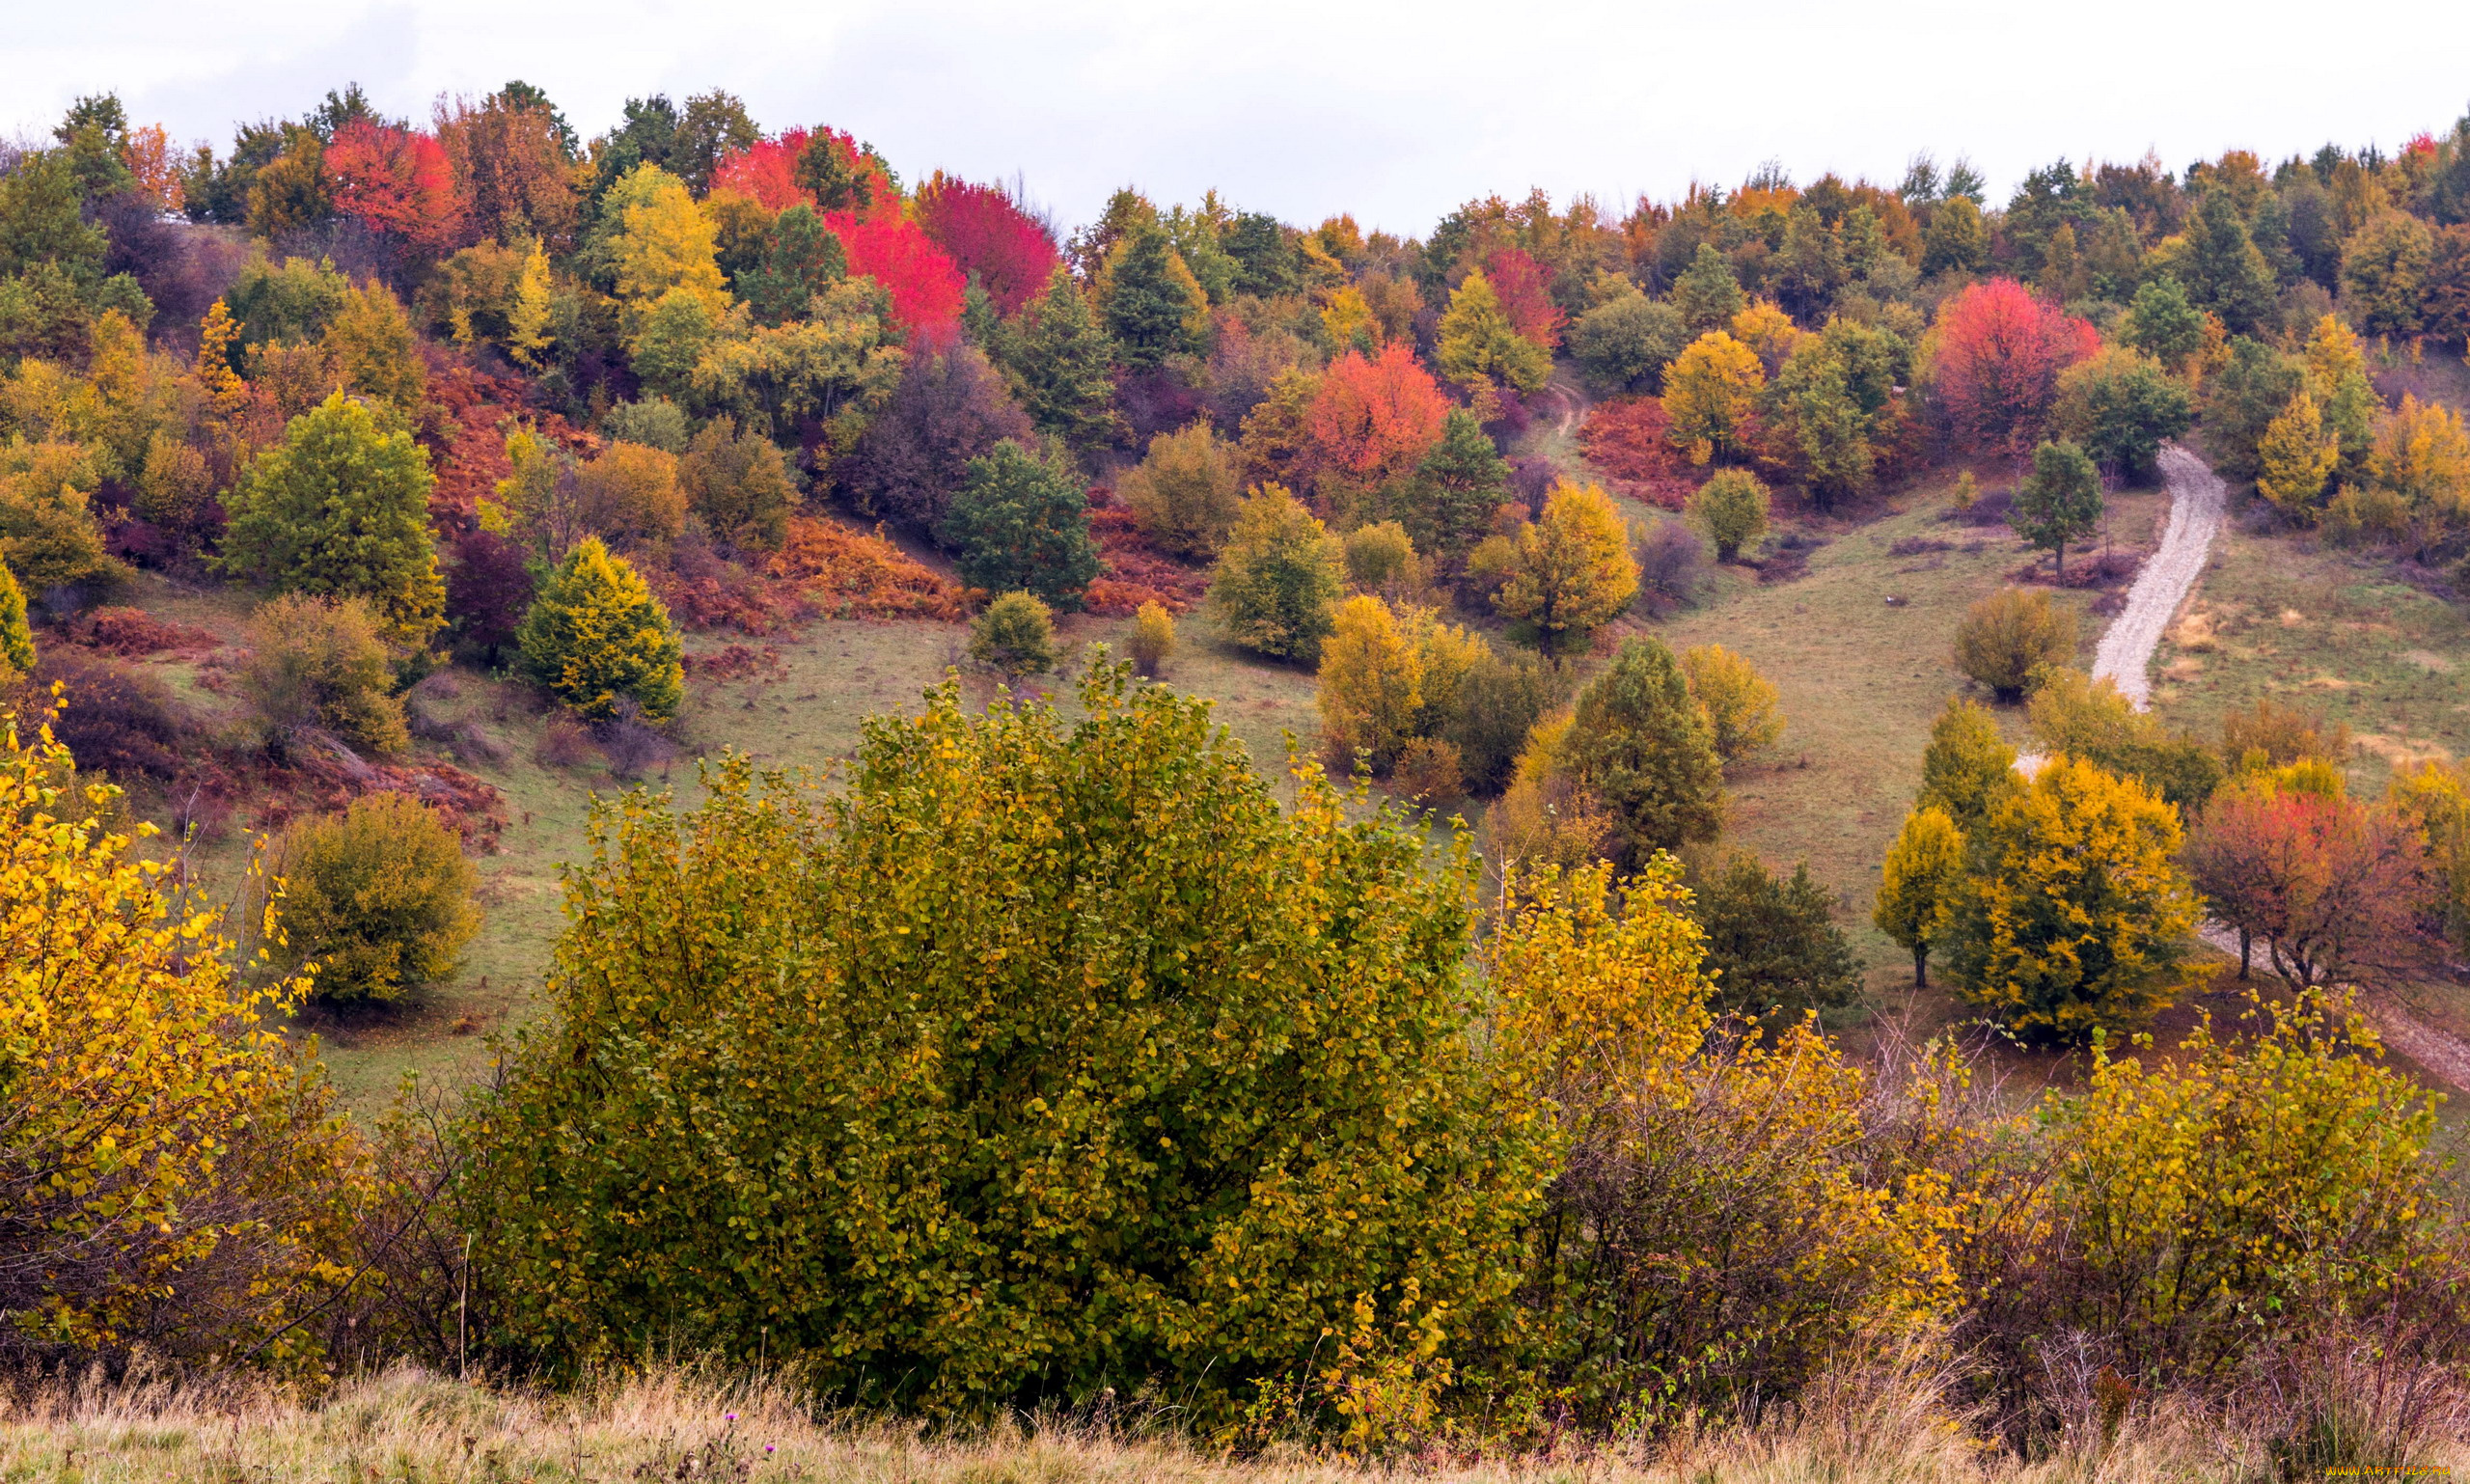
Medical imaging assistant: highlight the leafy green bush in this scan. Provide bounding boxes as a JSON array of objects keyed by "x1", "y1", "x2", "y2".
[
  {"x1": 269, "y1": 792, "x2": 480, "y2": 1003},
  {"x1": 217, "y1": 392, "x2": 446, "y2": 646},
  {"x1": 940, "y1": 440, "x2": 1101, "y2": 607},
  {"x1": 466, "y1": 670, "x2": 1549, "y2": 1417},
  {"x1": 967, "y1": 591, "x2": 1057, "y2": 677},
  {"x1": 1120, "y1": 420, "x2": 1241, "y2": 559},
  {"x1": 240, "y1": 592, "x2": 409, "y2": 756},
  {"x1": 1691, "y1": 851, "x2": 1862, "y2": 1020},
  {"x1": 1207, "y1": 482, "x2": 1345, "y2": 661},
  {"x1": 1568, "y1": 636, "x2": 1725, "y2": 866},
  {"x1": 517, "y1": 536, "x2": 685, "y2": 722},
  {"x1": 1688, "y1": 469, "x2": 1770, "y2": 563}
]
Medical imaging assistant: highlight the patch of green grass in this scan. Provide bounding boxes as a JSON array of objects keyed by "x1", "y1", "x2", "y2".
[
  {"x1": 1638, "y1": 476, "x2": 2146, "y2": 1014},
  {"x1": 2150, "y1": 526, "x2": 2470, "y2": 796}
]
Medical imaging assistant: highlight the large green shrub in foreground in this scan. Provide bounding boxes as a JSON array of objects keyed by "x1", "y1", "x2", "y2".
[{"x1": 468, "y1": 669, "x2": 1550, "y2": 1415}]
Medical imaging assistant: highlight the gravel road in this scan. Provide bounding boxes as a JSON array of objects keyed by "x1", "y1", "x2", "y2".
[{"x1": 2091, "y1": 440, "x2": 2227, "y2": 710}]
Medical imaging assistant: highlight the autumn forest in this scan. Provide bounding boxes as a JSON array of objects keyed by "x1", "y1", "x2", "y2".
[{"x1": 7, "y1": 80, "x2": 2470, "y2": 1480}]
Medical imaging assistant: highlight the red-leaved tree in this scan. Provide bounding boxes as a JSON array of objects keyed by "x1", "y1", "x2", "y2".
[
  {"x1": 1577, "y1": 397, "x2": 1694, "y2": 508},
  {"x1": 710, "y1": 128, "x2": 813, "y2": 211},
  {"x1": 327, "y1": 119, "x2": 465, "y2": 252},
  {"x1": 827, "y1": 211, "x2": 965, "y2": 344},
  {"x1": 1484, "y1": 247, "x2": 1564, "y2": 351},
  {"x1": 2183, "y1": 788, "x2": 2434, "y2": 990},
  {"x1": 1931, "y1": 278, "x2": 2100, "y2": 454},
  {"x1": 1303, "y1": 342, "x2": 1451, "y2": 506},
  {"x1": 913, "y1": 173, "x2": 1063, "y2": 317},
  {"x1": 712, "y1": 127, "x2": 899, "y2": 218}
]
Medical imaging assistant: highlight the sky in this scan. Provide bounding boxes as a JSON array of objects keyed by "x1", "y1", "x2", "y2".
[{"x1": 11, "y1": 0, "x2": 2470, "y2": 235}]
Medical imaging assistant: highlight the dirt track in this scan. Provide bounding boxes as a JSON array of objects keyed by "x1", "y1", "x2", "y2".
[{"x1": 2091, "y1": 441, "x2": 2226, "y2": 710}]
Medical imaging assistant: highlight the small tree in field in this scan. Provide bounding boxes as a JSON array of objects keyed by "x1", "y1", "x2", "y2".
[
  {"x1": 1955, "y1": 588, "x2": 2076, "y2": 702},
  {"x1": 2009, "y1": 439, "x2": 2102, "y2": 581},
  {"x1": 1875, "y1": 805, "x2": 1964, "y2": 987},
  {"x1": 968, "y1": 591, "x2": 1057, "y2": 678},
  {"x1": 1568, "y1": 636, "x2": 1725, "y2": 866},
  {"x1": 1917, "y1": 697, "x2": 2020, "y2": 829},
  {"x1": 2183, "y1": 781, "x2": 2432, "y2": 988},
  {"x1": 240, "y1": 592, "x2": 409, "y2": 756},
  {"x1": 518, "y1": 536, "x2": 685, "y2": 722},
  {"x1": 1207, "y1": 482, "x2": 1345, "y2": 661},
  {"x1": 1942, "y1": 756, "x2": 2198, "y2": 1044},
  {"x1": 1495, "y1": 480, "x2": 1639, "y2": 654},
  {"x1": 1679, "y1": 644, "x2": 1782, "y2": 764},
  {"x1": 269, "y1": 792, "x2": 480, "y2": 1003},
  {"x1": 1692, "y1": 852, "x2": 1862, "y2": 1021},
  {"x1": 1316, "y1": 593, "x2": 1423, "y2": 775},
  {"x1": 1688, "y1": 469, "x2": 1770, "y2": 562},
  {"x1": 1127, "y1": 600, "x2": 1175, "y2": 678},
  {"x1": 1120, "y1": 420, "x2": 1243, "y2": 559}
]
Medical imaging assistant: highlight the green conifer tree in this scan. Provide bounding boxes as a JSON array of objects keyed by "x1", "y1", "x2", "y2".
[
  {"x1": 1099, "y1": 220, "x2": 1208, "y2": 370},
  {"x1": 1012, "y1": 267, "x2": 1122, "y2": 447},
  {"x1": 1671, "y1": 242, "x2": 1746, "y2": 332},
  {"x1": 1405, "y1": 408, "x2": 1510, "y2": 561},
  {"x1": 517, "y1": 536, "x2": 686, "y2": 721},
  {"x1": 2180, "y1": 193, "x2": 2277, "y2": 336}
]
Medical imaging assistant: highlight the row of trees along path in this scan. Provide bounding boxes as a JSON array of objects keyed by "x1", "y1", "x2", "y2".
[{"x1": 2062, "y1": 441, "x2": 2470, "y2": 1089}]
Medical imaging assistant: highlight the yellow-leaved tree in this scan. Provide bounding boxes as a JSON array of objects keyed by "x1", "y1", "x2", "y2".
[
  {"x1": 1679, "y1": 643, "x2": 1783, "y2": 764},
  {"x1": 1660, "y1": 330, "x2": 1765, "y2": 464},
  {"x1": 1940, "y1": 756, "x2": 2199, "y2": 1044},
  {"x1": 0, "y1": 699, "x2": 368, "y2": 1367},
  {"x1": 1874, "y1": 805, "x2": 1965, "y2": 986},
  {"x1": 516, "y1": 536, "x2": 685, "y2": 721},
  {"x1": 1435, "y1": 268, "x2": 1551, "y2": 397},
  {"x1": 1316, "y1": 593, "x2": 1424, "y2": 775},
  {"x1": 2254, "y1": 391, "x2": 2338, "y2": 521},
  {"x1": 1489, "y1": 862, "x2": 1962, "y2": 1424},
  {"x1": 601, "y1": 163, "x2": 731, "y2": 328},
  {"x1": 1493, "y1": 480, "x2": 1639, "y2": 654}
]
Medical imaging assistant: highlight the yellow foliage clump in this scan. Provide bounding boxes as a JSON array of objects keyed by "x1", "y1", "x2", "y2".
[
  {"x1": 1659, "y1": 330, "x2": 1766, "y2": 464},
  {"x1": 0, "y1": 699, "x2": 367, "y2": 1365}
]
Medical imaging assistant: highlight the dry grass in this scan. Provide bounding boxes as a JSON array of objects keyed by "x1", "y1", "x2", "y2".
[{"x1": 8, "y1": 1354, "x2": 2463, "y2": 1484}]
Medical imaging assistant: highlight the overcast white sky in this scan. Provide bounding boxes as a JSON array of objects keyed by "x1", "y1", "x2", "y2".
[{"x1": 11, "y1": 0, "x2": 2470, "y2": 235}]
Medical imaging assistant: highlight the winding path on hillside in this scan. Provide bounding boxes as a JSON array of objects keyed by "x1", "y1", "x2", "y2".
[
  {"x1": 2064, "y1": 443, "x2": 2470, "y2": 1091},
  {"x1": 2092, "y1": 441, "x2": 2228, "y2": 710}
]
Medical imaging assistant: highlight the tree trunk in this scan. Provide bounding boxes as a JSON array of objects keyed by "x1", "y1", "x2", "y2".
[
  {"x1": 2238, "y1": 927, "x2": 2251, "y2": 979},
  {"x1": 1913, "y1": 946, "x2": 1929, "y2": 989}
]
